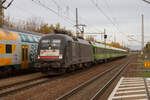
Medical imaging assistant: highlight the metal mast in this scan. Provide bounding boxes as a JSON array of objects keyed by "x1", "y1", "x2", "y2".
[
  {"x1": 75, "y1": 8, "x2": 78, "y2": 36},
  {"x1": 141, "y1": 14, "x2": 144, "y2": 53}
]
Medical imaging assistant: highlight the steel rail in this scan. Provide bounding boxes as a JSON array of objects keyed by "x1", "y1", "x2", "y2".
[
  {"x1": 143, "y1": 78, "x2": 150, "y2": 100},
  {"x1": 56, "y1": 58, "x2": 129, "y2": 100},
  {"x1": 0, "y1": 78, "x2": 52, "y2": 97},
  {"x1": 91, "y1": 59, "x2": 131, "y2": 100},
  {"x1": 0, "y1": 76, "x2": 44, "y2": 91}
]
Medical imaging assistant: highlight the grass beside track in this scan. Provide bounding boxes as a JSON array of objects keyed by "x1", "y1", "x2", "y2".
[
  {"x1": 136, "y1": 55, "x2": 150, "y2": 77},
  {"x1": 138, "y1": 72, "x2": 150, "y2": 77}
]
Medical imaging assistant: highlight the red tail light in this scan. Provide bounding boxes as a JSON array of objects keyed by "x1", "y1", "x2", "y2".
[{"x1": 40, "y1": 56, "x2": 59, "y2": 59}]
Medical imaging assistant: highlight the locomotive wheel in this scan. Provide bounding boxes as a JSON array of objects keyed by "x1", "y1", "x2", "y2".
[
  {"x1": 66, "y1": 68, "x2": 72, "y2": 73},
  {"x1": 59, "y1": 68, "x2": 66, "y2": 73},
  {"x1": 66, "y1": 65, "x2": 75, "y2": 72},
  {"x1": 83, "y1": 63, "x2": 88, "y2": 68}
]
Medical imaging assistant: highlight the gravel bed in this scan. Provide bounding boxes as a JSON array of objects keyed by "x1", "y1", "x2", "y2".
[
  {"x1": 0, "y1": 73, "x2": 43, "y2": 88},
  {"x1": 1, "y1": 57, "x2": 127, "y2": 100},
  {"x1": 122, "y1": 56, "x2": 138, "y2": 77}
]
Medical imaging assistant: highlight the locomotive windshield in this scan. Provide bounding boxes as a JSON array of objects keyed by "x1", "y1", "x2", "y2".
[
  {"x1": 41, "y1": 39, "x2": 61, "y2": 49},
  {"x1": 51, "y1": 39, "x2": 61, "y2": 48},
  {"x1": 39, "y1": 39, "x2": 62, "y2": 58},
  {"x1": 41, "y1": 40, "x2": 50, "y2": 48}
]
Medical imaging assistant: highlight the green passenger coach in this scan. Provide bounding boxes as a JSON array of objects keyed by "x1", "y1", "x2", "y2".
[{"x1": 92, "y1": 42, "x2": 127, "y2": 61}]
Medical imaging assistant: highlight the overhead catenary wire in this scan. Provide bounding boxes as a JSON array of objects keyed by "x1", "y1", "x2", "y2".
[
  {"x1": 102, "y1": 0, "x2": 120, "y2": 27},
  {"x1": 89, "y1": 0, "x2": 144, "y2": 45},
  {"x1": 50, "y1": 0, "x2": 104, "y2": 34},
  {"x1": 32, "y1": 0, "x2": 104, "y2": 36},
  {"x1": 97, "y1": 0, "x2": 120, "y2": 37},
  {"x1": 32, "y1": 0, "x2": 75, "y2": 25},
  {"x1": 90, "y1": 0, "x2": 128, "y2": 37},
  {"x1": 51, "y1": 0, "x2": 87, "y2": 29},
  {"x1": 50, "y1": 0, "x2": 104, "y2": 35},
  {"x1": 50, "y1": 0, "x2": 61, "y2": 15},
  {"x1": 46, "y1": 0, "x2": 73, "y2": 24},
  {"x1": 90, "y1": 0, "x2": 119, "y2": 31},
  {"x1": 32, "y1": 0, "x2": 89, "y2": 35},
  {"x1": 90, "y1": 0, "x2": 147, "y2": 47}
]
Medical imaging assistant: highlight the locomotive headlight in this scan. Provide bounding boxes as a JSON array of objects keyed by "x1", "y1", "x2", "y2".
[
  {"x1": 38, "y1": 55, "x2": 40, "y2": 59},
  {"x1": 59, "y1": 55, "x2": 62, "y2": 59}
]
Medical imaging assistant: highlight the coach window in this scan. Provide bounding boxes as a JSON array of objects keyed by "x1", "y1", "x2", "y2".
[{"x1": 6, "y1": 44, "x2": 12, "y2": 53}]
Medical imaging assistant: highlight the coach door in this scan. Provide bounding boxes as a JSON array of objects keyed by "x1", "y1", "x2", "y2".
[{"x1": 21, "y1": 46, "x2": 28, "y2": 69}]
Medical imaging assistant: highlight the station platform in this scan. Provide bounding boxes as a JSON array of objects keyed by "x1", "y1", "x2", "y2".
[{"x1": 108, "y1": 77, "x2": 150, "y2": 100}]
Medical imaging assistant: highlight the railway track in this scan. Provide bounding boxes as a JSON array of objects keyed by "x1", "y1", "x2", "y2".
[
  {"x1": 56, "y1": 57, "x2": 132, "y2": 100},
  {"x1": 0, "y1": 57, "x2": 129, "y2": 99},
  {"x1": 0, "y1": 63, "x2": 101, "y2": 98},
  {"x1": 0, "y1": 73, "x2": 52, "y2": 97},
  {"x1": 0, "y1": 73, "x2": 43, "y2": 90},
  {"x1": 91, "y1": 59, "x2": 130, "y2": 100}
]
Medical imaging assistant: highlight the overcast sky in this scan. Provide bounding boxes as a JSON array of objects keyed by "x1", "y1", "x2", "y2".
[{"x1": 5, "y1": 0, "x2": 150, "y2": 50}]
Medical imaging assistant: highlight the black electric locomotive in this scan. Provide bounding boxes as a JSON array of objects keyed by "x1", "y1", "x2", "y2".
[{"x1": 35, "y1": 34, "x2": 94, "y2": 74}]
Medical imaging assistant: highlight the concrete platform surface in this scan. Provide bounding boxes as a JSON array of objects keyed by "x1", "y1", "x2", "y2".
[{"x1": 108, "y1": 77, "x2": 150, "y2": 100}]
